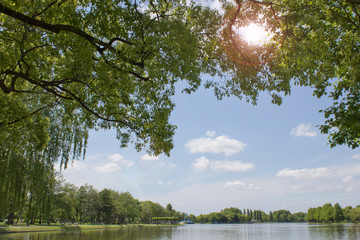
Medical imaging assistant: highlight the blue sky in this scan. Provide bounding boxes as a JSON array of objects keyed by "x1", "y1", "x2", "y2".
[
  {"x1": 59, "y1": 0, "x2": 359, "y2": 216},
  {"x1": 60, "y1": 76, "x2": 360, "y2": 215}
]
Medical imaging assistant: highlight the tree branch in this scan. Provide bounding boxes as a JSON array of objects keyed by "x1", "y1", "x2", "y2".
[
  {"x1": 2, "y1": 70, "x2": 73, "y2": 99},
  {"x1": 346, "y1": 0, "x2": 360, "y2": 4},
  {"x1": 0, "y1": 101, "x2": 59, "y2": 126},
  {"x1": 32, "y1": 0, "x2": 60, "y2": 18},
  {"x1": 56, "y1": 85, "x2": 139, "y2": 133},
  {"x1": 0, "y1": 3, "x2": 134, "y2": 55},
  {"x1": 1, "y1": 69, "x2": 140, "y2": 134}
]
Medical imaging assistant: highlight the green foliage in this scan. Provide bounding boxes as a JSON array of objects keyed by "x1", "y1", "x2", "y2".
[
  {"x1": 140, "y1": 201, "x2": 166, "y2": 223},
  {"x1": 98, "y1": 189, "x2": 114, "y2": 224},
  {"x1": 333, "y1": 203, "x2": 344, "y2": 223},
  {"x1": 1, "y1": 0, "x2": 360, "y2": 225},
  {"x1": 307, "y1": 203, "x2": 353, "y2": 223},
  {"x1": 209, "y1": 0, "x2": 360, "y2": 149},
  {"x1": 0, "y1": 0, "x2": 223, "y2": 158},
  {"x1": 113, "y1": 191, "x2": 140, "y2": 223},
  {"x1": 0, "y1": 175, "x2": 188, "y2": 225},
  {"x1": 193, "y1": 207, "x2": 307, "y2": 223},
  {"x1": 343, "y1": 205, "x2": 360, "y2": 223},
  {"x1": 152, "y1": 217, "x2": 178, "y2": 220},
  {"x1": 272, "y1": 210, "x2": 294, "y2": 222},
  {"x1": 1, "y1": 175, "x2": 359, "y2": 226},
  {"x1": 1, "y1": 0, "x2": 359, "y2": 166},
  {"x1": 54, "y1": 183, "x2": 77, "y2": 223},
  {"x1": 320, "y1": 203, "x2": 334, "y2": 222},
  {"x1": 0, "y1": 0, "x2": 220, "y2": 225}
]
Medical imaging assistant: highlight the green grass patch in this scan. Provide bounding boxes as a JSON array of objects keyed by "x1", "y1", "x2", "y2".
[
  {"x1": 0, "y1": 223, "x2": 176, "y2": 234},
  {"x1": 0, "y1": 224, "x2": 126, "y2": 234}
]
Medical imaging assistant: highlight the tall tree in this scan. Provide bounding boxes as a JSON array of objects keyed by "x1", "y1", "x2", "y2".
[
  {"x1": 74, "y1": 185, "x2": 89, "y2": 223},
  {"x1": 99, "y1": 188, "x2": 115, "y2": 224},
  {"x1": 320, "y1": 203, "x2": 334, "y2": 223},
  {"x1": 54, "y1": 182, "x2": 77, "y2": 223},
  {"x1": 333, "y1": 203, "x2": 344, "y2": 223},
  {"x1": 113, "y1": 191, "x2": 140, "y2": 223},
  {"x1": 139, "y1": 201, "x2": 166, "y2": 223},
  {"x1": 83, "y1": 186, "x2": 101, "y2": 224}
]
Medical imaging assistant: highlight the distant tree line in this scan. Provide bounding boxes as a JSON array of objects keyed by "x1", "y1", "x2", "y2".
[
  {"x1": 307, "y1": 203, "x2": 360, "y2": 223},
  {"x1": 0, "y1": 176, "x2": 185, "y2": 225},
  {"x1": 194, "y1": 208, "x2": 306, "y2": 224},
  {"x1": 1, "y1": 175, "x2": 359, "y2": 225},
  {"x1": 194, "y1": 204, "x2": 360, "y2": 224}
]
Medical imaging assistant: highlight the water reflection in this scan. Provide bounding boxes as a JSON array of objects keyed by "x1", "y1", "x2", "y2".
[
  {"x1": 308, "y1": 224, "x2": 360, "y2": 240},
  {"x1": 0, "y1": 224, "x2": 359, "y2": 240}
]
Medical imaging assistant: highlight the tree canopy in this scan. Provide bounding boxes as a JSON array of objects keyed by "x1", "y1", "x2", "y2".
[
  {"x1": 217, "y1": 0, "x2": 360, "y2": 149},
  {"x1": 1, "y1": 0, "x2": 360, "y2": 160},
  {"x1": 0, "y1": 0, "x2": 226, "y2": 159},
  {"x1": 1, "y1": 0, "x2": 360, "y2": 163}
]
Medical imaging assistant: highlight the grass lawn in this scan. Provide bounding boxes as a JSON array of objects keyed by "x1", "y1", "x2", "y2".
[{"x1": 0, "y1": 223, "x2": 177, "y2": 234}]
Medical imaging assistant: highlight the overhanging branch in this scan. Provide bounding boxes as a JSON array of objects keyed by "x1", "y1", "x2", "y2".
[{"x1": 0, "y1": 3, "x2": 133, "y2": 53}]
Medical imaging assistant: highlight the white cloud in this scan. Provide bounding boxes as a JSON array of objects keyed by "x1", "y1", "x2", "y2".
[
  {"x1": 155, "y1": 162, "x2": 178, "y2": 169},
  {"x1": 346, "y1": 186, "x2": 355, "y2": 192},
  {"x1": 69, "y1": 161, "x2": 85, "y2": 170},
  {"x1": 210, "y1": 160, "x2": 255, "y2": 172},
  {"x1": 225, "y1": 181, "x2": 261, "y2": 190},
  {"x1": 336, "y1": 164, "x2": 360, "y2": 177},
  {"x1": 192, "y1": 156, "x2": 210, "y2": 171},
  {"x1": 141, "y1": 154, "x2": 159, "y2": 161},
  {"x1": 353, "y1": 153, "x2": 360, "y2": 159},
  {"x1": 55, "y1": 160, "x2": 85, "y2": 172},
  {"x1": 94, "y1": 163, "x2": 122, "y2": 173},
  {"x1": 206, "y1": 131, "x2": 216, "y2": 137},
  {"x1": 342, "y1": 176, "x2": 354, "y2": 184},
  {"x1": 185, "y1": 135, "x2": 246, "y2": 156},
  {"x1": 290, "y1": 123, "x2": 317, "y2": 137},
  {"x1": 93, "y1": 154, "x2": 133, "y2": 173},
  {"x1": 192, "y1": 157, "x2": 254, "y2": 172},
  {"x1": 109, "y1": 153, "x2": 134, "y2": 167},
  {"x1": 158, "y1": 180, "x2": 171, "y2": 185},
  {"x1": 108, "y1": 153, "x2": 124, "y2": 162},
  {"x1": 276, "y1": 167, "x2": 333, "y2": 179}
]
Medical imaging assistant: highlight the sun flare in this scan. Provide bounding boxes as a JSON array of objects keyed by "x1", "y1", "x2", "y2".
[{"x1": 235, "y1": 23, "x2": 272, "y2": 45}]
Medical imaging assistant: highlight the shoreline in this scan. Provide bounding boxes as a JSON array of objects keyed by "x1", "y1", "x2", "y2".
[
  {"x1": 1, "y1": 222, "x2": 357, "y2": 234},
  {"x1": 0, "y1": 223, "x2": 177, "y2": 234}
]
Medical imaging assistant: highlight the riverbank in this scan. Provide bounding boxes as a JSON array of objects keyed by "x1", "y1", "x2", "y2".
[{"x1": 0, "y1": 223, "x2": 175, "y2": 234}]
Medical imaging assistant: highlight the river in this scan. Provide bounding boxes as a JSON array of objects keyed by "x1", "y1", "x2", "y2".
[{"x1": 0, "y1": 223, "x2": 359, "y2": 240}]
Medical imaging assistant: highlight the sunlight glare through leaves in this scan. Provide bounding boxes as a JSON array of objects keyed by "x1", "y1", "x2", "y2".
[{"x1": 235, "y1": 23, "x2": 272, "y2": 45}]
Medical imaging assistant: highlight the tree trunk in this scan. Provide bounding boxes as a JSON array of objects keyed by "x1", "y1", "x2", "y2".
[
  {"x1": 27, "y1": 193, "x2": 32, "y2": 225},
  {"x1": 7, "y1": 204, "x2": 14, "y2": 225}
]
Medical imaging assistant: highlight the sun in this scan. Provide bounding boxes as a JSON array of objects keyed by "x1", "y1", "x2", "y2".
[
  {"x1": 235, "y1": 23, "x2": 272, "y2": 45},
  {"x1": 221, "y1": 1, "x2": 283, "y2": 66}
]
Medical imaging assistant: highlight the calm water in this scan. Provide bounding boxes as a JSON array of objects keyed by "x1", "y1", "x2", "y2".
[{"x1": 0, "y1": 223, "x2": 359, "y2": 240}]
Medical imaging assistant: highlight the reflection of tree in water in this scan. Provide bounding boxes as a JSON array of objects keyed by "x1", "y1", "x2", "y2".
[
  {"x1": 2, "y1": 227, "x2": 174, "y2": 240},
  {"x1": 308, "y1": 225, "x2": 360, "y2": 240}
]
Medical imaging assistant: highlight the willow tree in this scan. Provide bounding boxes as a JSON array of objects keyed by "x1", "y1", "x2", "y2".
[
  {"x1": 0, "y1": 0, "x2": 223, "y2": 158},
  {"x1": 0, "y1": 105, "x2": 87, "y2": 224},
  {"x1": 1, "y1": 0, "x2": 360, "y2": 161},
  {"x1": 0, "y1": 0, "x2": 222, "y2": 223}
]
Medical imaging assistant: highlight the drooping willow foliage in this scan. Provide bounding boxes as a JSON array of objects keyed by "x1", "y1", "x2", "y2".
[{"x1": 0, "y1": 109, "x2": 87, "y2": 224}]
